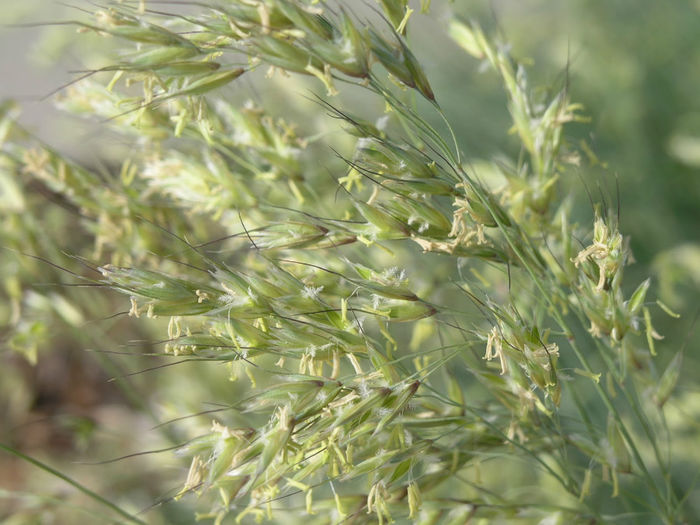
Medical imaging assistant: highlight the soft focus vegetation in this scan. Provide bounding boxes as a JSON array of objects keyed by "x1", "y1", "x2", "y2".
[{"x1": 1, "y1": 1, "x2": 698, "y2": 524}]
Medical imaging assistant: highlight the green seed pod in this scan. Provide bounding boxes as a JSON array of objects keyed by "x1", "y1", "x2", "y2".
[
  {"x1": 607, "y1": 415, "x2": 631, "y2": 473},
  {"x1": 178, "y1": 433, "x2": 222, "y2": 456},
  {"x1": 272, "y1": 1, "x2": 334, "y2": 40},
  {"x1": 397, "y1": 37, "x2": 435, "y2": 101},
  {"x1": 338, "y1": 12, "x2": 370, "y2": 77},
  {"x1": 99, "y1": 265, "x2": 210, "y2": 302},
  {"x1": 354, "y1": 200, "x2": 409, "y2": 238},
  {"x1": 627, "y1": 278, "x2": 650, "y2": 316},
  {"x1": 253, "y1": 222, "x2": 329, "y2": 250},
  {"x1": 357, "y1": 141, "x2": 394, "y2": 165},
  {"x1": 399, "y1": 415, "x2": 464, "y2": 428},
  {"x1": 383, "y1": 177, "x2": 455, "y2": 196},
  {"x1": 369, "y1": 29, "x2": 435, "y2": 101},
  {"x1": 256, "y1": 417, "x2": 294, "y2": 478},
  {"x1": 654, "y1": 350, "x2": 682, "y2": 407},
  {"x1": 94, "y1": 10, "x2": 197, "y2": 48},
  {"x1": 219, "y1": 3, "x2": 283, "y2": 29},
  {"x1": 450, "y1": 244, "x2": 509, "y2": 263},
  {"x1": 373, "y1": 380, "x2": 420, "y2": 434},
  {"x1": 220, "y1": 318, "x2": 272, "y2": 349},
  {"x1": 378, "y1": 0, "x2": 410, "y2": 34},
  {"x1": 250, "y1": 380, "x2": 326, "y2": 407},
  {"x1": 382, "y1": 143, "x2": 438, "y2": 179},
  {"x1": 174, "y1": 68, "x2": 245, "y2": 98},
  {"x1": 232, "y1": 440, "x2": 265, "y2": 472},
  {"x1": 307, "y1": 233, "x2": 358, "y2": 249},
  {"x1": 342, "y1": 114, "x2": 384, "y2": 138},
  {"x1": 464, "y1": 190, "x2": 510, "y2": 228},
  {"x1": 243, "y1": 275, "x2": 285, "y2": 299},
  {"x1": 385, "y1": 300, "x2": 437, "y2": 322},
  {"x1": 350, "y1": 264, "x2": 418, "y2": 301},
  {"x1": 208, "y1": 434, "x2": 240, "y2": 483},
  {"x1": 294, "y1": 382, "x2": 344, "y2": 422},
  {"x1": 217, "y1": 477, "x2": 248, "y2": 507},
  {"x1": 308, "y1": 38, "x2": 367, "y2": 79},
  {"x1": 128, "y1": 46, "x2": 201, "y2": 68},
  {"x1": 360, "y1": 280, "x2": 418, "y2": 302},
  {"x1": 389, "y1": 458, "x2": 411, "y2": 483},
  {"x1": 449, "y1": 20, "x2": 485, "y2": 59},
  {"x1": 368, "y1": 346, "x2": 400, "y2": 383},
  {"x1": 152, "y1": 61, "x2": 221, "y2": 77},
  {"x1": 149, "y1": 299, "x2": 220, "y2": 317},
  {"x1": 252, "y1": 35, "x2": 316, "y2": 74},
  {"x1": 341, "y1": 448, "x2": 399, "y2": 480},
  {"x1": 384, "y1": 197, "x2": 452, "y2": 234},
  {"x1": 213, "y1": 267, "x2": 256, "y2": 296},
  {"x1": 333, "y1": 387, "x2": 392, "y2": 430},
  {"x1": 290, "y1": 452, "x2": 328, "y2": 485}
]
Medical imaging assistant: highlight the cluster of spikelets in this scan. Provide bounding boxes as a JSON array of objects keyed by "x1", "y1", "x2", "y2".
[{"x1": 0, "y1": 1, "x2": 688, "y2": 523}]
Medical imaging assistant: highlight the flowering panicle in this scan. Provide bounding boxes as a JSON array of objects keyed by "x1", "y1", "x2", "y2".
[{"x1": 0, "y1": 1, "x2": 687, "y2": 524}]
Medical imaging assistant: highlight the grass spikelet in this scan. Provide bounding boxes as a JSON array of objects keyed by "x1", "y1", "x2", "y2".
[{"x1": 1, "y1": 1, "x2": 695, "y2": 524}]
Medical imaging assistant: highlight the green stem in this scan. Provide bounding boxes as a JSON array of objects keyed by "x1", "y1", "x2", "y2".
[{"x1": 0, "y1": 443, "x2": 147, "y2": 525}]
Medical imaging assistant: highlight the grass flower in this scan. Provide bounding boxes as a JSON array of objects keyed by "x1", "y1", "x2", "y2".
[{"x1": 0, "y1": 1, "x2": 695, "y2": 524}]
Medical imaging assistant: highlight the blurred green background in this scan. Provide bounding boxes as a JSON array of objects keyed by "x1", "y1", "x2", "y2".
[{"x1": 1, "y1": 0, "x2": 698, "y2": 522}]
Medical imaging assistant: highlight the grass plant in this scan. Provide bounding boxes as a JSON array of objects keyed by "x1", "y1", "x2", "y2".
[{"x1": 0, "y1": 1, "x2": 696, "y2": 523}]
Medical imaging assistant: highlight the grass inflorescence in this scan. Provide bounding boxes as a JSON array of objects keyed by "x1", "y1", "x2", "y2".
[{"x1": 0, "y1": 1, "x2": 694, "y2": 524}]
